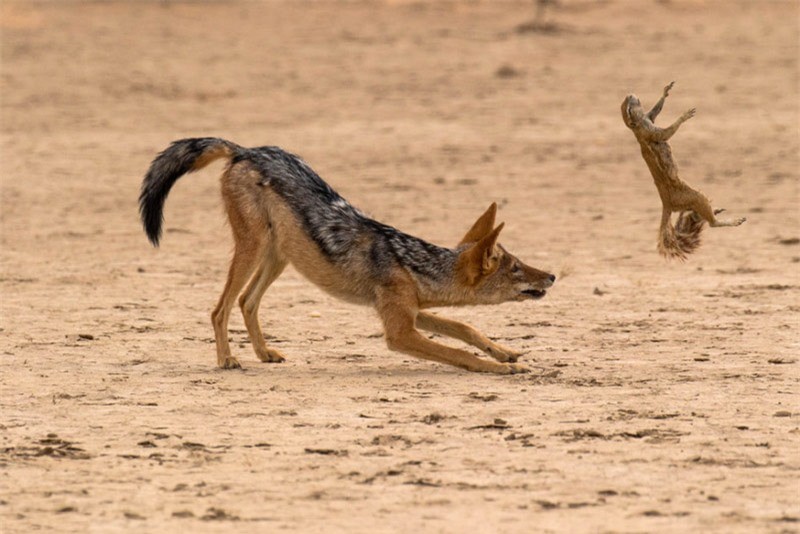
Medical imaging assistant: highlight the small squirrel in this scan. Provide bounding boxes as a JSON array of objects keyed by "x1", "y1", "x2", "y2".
[{"x1": 622, "y1": 82, "x2": 746, "y2": 260}]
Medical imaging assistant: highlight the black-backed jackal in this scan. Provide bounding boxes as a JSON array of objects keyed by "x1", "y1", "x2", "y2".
[{"x1": 140, "y1": 138, "x2": 555, "y2": 374}]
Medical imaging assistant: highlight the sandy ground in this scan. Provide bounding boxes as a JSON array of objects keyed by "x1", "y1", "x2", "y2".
[{"x1": 1, "y1": 1, "x2": 799, "y2": 532}]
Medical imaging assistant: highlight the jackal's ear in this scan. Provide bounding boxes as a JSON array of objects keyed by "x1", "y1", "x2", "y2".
[
  {"x1": 459, "y1": 222, "x2": 504, "y2": 285},
  {"x1": 458, "y1": 202, "x2": 497, "y2": 246}
]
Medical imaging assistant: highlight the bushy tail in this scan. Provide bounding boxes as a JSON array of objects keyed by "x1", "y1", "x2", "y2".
[
  {"x1": 658, "y1": 209, "x2": 705, "y2": 261},
  {"x1": 674, "y1": 210, "x2": 705, "y2": 256},
  {"x1": 139, "y1": 137, "x2": 240, "y2": 246}
]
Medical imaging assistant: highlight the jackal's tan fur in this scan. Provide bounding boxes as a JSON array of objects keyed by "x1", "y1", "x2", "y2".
[{"x1": 140, "y1": 138, "x2": 555, "y2": 374}]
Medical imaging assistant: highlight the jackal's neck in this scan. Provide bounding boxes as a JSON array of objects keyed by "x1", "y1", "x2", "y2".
[
  {"x1": 370, "y1": 220, "x2": 456, "y2": 280},
  {"x1": 410, "y1": 244, "x2": 479, "y2": 308}
]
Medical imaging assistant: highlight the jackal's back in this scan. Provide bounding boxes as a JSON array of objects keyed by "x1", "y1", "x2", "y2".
[
  {"x1": 245, "y1": 147, "x2": 457, "y2": 281},
  {"x1": 140, "y1": 139, "x2": 457, "y2": 282}
]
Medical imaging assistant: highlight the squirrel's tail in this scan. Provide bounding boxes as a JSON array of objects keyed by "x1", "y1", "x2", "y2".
[
  {"x1": 658, "y1": 209, "x2": 704, "y2": 261},
  {"x1": 674, "y1": 211, "x2": 705, "y2": 256}
]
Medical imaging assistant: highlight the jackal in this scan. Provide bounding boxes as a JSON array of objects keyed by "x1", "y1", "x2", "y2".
[
  {"x1": 140, "y1": 138, "x2": 555, "y2": 374},
  {"x1": 621, "y1": 82, "x2": 746, "y2": 260}
]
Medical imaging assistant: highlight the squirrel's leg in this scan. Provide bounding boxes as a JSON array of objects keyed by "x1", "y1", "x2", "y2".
[{"x1": 681, "y1": 188, "x2": 746, "y2": 227}]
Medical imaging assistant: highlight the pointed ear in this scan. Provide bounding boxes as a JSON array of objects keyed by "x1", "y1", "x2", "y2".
[
  {"x1": 458, "y1": 223, "x2": 504, "y2": 285},
  {"x1": 458, "y1": 202, "x2": 497, "y2": 246}
]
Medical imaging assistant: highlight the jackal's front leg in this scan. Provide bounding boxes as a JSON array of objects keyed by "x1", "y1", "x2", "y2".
[
  {"x1": 386, "y1": 325, "x2": 528, "y2": 374},
  {"x1": 377, "y1": 289, "x2": 528, "y2": 374},
  {"x1": 416, "y1": 312, "x2": 524, "y2": 363}
]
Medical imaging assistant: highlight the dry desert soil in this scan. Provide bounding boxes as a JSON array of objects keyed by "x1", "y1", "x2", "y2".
[{"x1": 1, "y1": 1, "x2": 798, "y2": 532}]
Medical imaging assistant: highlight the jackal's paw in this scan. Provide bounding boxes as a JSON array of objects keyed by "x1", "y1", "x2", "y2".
[
  {"x1": 256, "y1": 348, "x2": 287, "y2": 363},
  {"x1": 493, "y1": 362, "x2": 530, "y2": 375},
  {"x1": 734, "y1": 217, "x2": 746, "y2": 226},
  {"x1": 485, "y1": 344, "x2": 525, "y2": 363},
  {"x1": 219, "y1": 356, "x2": 242, "y2": 370}
]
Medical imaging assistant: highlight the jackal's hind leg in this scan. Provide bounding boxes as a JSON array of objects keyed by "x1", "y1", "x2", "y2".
[
  {"x1": 212, "y1": 241, "x2": 263, "y2": 369},
  {"x1": 416, "y1": 312, "x2": 525, "y2": 363},
  {"x1": 239, "y1": 250, "x2": 288, "y2": 364}
]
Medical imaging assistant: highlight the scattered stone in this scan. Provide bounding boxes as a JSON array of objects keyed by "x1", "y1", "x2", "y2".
[
  {"x1": 467, "y1": 392, "x2": 498, "y2": 402},
  {"x1": 495, "y1": 64, "x2": 521, "y2": 78},
  {"x1": 304, "y1": 448, "x2": 348, "y2": 456},
  {"x1": 421, "y1": 413, "x2": 445, "y2": 425},
  {"x1": 404, "y1": 478, "x2": 441, "y2": 487},
  {"x1": 468, "y1": 418, "x2": 511, "y2": 431},
  {"x1": 201, "y1": 507, "x2": 239, "y2": 521},
  {"x1": 172, "y1": 510, "x2": 194, "y2": 518},
  {"x1": 515, "y1": 21, "x2": 562, "y2": 34}
]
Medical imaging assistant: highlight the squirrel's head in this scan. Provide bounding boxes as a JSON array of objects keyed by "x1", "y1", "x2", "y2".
[{"x1": 621, "y1": 94, "x2": 643, "y2": 128}]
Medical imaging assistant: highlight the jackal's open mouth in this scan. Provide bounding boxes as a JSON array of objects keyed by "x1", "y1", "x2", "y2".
[{"x1": 521, "y1": 289, "x2": 546, "y2": 299}]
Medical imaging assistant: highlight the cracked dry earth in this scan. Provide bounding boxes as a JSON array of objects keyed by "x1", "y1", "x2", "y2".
[{"x1": 1, "y1": 1, "x2": 798, "y2": 532}]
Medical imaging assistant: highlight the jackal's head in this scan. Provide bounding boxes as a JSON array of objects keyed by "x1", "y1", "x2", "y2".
[
  {"x1": 455, "y1": 203, "x2": 555, "y2": 304},
  {"x1": 621, "y1": 94, "x2": 644, "y2": 128}
]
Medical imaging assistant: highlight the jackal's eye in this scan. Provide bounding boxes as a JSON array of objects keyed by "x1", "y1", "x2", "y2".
[{"x1": 511, "y1": 263, "x2": 520, "y2": 273}]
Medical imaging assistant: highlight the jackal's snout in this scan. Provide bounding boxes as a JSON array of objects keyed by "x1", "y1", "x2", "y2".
[{"x1": 518, "y1": 267, "x2": 555, "y2": 300}]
